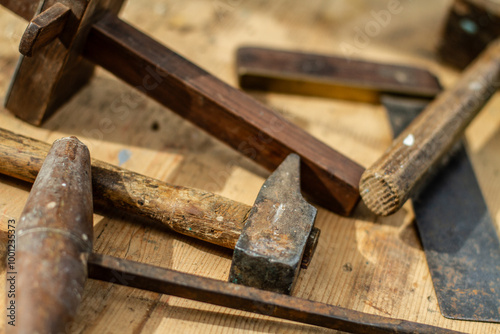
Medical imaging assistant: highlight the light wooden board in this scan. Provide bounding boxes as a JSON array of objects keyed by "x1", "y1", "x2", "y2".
[{"x1": 1, "y1": 0, "x2": 500, "y2": 333}]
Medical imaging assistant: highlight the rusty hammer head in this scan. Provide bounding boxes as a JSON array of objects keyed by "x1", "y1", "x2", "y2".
[{"x1": 229, "y1": 154, "x2": 318, "y2": 295}]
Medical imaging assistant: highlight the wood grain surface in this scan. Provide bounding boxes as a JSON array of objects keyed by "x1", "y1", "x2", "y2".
[{"x1": 0, "y1": 1, "x2": 499, "y2": 333}]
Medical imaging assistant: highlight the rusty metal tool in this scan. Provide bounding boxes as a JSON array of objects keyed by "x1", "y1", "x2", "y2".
[
  {"x1": 2, "y1": 136, "x2": 460, "y2": 333},
  {"x1": 229, "y1": 154, "x2": 317, "y2": 294},
  {"x1": 4, "y1": 137, "x2": 457, "y2": 334},
  {"x1": 84, "y1": 253, "x2": 463, "y2": 334},
  {"x1": 234, "y1": 47, "x2": 500, "y2": 321},
  {"x1": 360, "y1": 38, "x2": 500, "y2": 216},
  {"x1": 0, "y1": 0, "x2": 364, "y2": 216},
  {"x1": 7, "y1": 142, "x2": 459, "y2": 334},
  {"x1": 382, "y1": 95, "x2": 500, "y2": 323},
  {"x1": 14, "y1": 136, "x2": 93, "y2": 334},
  {"x1": 0, "y1": 128, "x2": 319, "y2": 293}
]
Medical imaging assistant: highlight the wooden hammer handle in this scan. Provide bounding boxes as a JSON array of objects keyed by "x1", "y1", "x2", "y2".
[
  {"x1": 0, "y1": 128, "x2": 249, "y2": 248},
  {"x1": 360, "y1": 39, "x2": 500, "y2": 216}
]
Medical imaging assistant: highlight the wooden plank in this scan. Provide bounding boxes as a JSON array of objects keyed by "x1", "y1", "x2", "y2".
[{"x1": 0, "y1": 0, "x2": 499, "y2": 333}]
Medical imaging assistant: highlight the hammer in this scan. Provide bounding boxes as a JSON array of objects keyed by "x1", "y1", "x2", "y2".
[
  {"x1": 0, "y1": 0, "x2": 364, "y2": 216},
  {"x1": 0, "y1": 128, "x2": 318, "y2": 294},
  {"x1": 13, "y1": 137, "x2": 462, "y2": 334}
]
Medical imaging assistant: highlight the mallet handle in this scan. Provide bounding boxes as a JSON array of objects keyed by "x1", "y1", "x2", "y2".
[
  {"x1": 0, "y1": 128, "x2": 247, "y2": 249},
  {"x1": 360, "y1": 39, "x2": 500, "y2": 216},
  {"x1": 83, "y1": 13, "x2": 364, "y2": 215}
]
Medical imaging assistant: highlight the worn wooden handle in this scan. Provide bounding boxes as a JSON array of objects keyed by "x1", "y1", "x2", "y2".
[
  {"x1": 0, "y1": 128, "x2": 250, "y2": 249},
  {"x1": 360, "y1": 38, "x2": 500, "y2": 216},
  {"x1": 16, "y1": 136, "x2": 93, "y2": 334}
]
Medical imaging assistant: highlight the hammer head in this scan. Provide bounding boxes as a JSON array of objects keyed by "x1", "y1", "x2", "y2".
[{"x1": 229, "y1": 153, "x2": 317, "y2": 294}]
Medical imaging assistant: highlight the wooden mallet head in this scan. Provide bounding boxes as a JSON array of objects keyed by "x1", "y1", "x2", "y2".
[{"x1": 4, "y1": 0, "x2": 125, "y2": 125}]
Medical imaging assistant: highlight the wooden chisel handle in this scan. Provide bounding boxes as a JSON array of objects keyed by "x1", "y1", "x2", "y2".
[
  {"x1": 360, "y1": 38, "x2": 500, "y2": 216},
  {"x1": 16, "y1": 137, "x2": 93, "y2": 334},
  {"x1": 0, "y1": 128, "x2": 249, "y2": 249}
]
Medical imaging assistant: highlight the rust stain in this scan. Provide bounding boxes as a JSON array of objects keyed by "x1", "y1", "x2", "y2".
[
  {"x1": 184, "y1": 204, "x2": 203, "y2": 217},
  {"x1": 60, "y1": 137, "x2": 79, "y2": 161},
  {"x1": 364, "y1": 300, "x2": 392, "y2": 316}
]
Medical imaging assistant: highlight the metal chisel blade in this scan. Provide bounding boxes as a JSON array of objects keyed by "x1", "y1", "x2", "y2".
[{"x1": 382, "y1": 95, "x2": 500, "y2": 323}]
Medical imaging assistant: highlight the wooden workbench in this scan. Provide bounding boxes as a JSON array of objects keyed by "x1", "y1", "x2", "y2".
[{"x1": 1, "y1": 0, "x2": 499, "y2": 333}]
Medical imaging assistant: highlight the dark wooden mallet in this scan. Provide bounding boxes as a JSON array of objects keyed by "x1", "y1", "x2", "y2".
[{"x1": 0, "y1": 0, "x2": 364, "y2": 216}]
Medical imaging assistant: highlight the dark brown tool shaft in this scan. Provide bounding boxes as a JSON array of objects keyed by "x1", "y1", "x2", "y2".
[
  {"x1": 82, "y1": 13, "x2": 364, "y2": 216},
  {"x1": 360, "y1": 38, "x2": 500, "y2": 216},
  {"x1": 237, "y1": 47, "x2": 442, "y2": 103},
  {"x1": 15, "y1": 137, "x2": 93, "y2": 334},
  {"x1": 87, "y1": 253, "x2": 463, "y2": 334}
]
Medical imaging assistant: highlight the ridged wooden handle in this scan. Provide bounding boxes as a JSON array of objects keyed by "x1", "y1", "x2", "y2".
[
  {"x1": 0, "y1": 128, "x2": 250, "y2": 248},
  {"x1": 360, "y1": 38, "x2": 500, "y2": 216}
]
